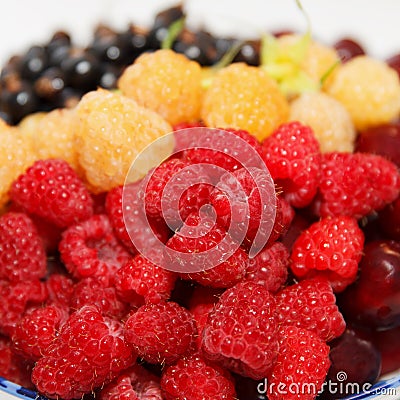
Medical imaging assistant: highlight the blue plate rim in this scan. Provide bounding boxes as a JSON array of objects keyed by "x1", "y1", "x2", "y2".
[{"x1": 1, "y1": 373, "x2": 400, "y2": 399}]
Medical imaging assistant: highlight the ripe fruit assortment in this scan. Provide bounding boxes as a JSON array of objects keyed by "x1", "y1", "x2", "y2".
[{"x1": 0, "y1": 4, "x2": 400, "y2": 400}]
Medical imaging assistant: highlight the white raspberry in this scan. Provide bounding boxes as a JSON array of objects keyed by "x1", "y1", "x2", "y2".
[{"x1": 290, "y1": 92, "x2": 356, "y2": 153}]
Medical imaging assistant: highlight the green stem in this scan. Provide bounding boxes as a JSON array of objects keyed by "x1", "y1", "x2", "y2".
[
  {"x1": 211, "y1": 40, "x2": 245, "y2": 71},
  {"x1": 161, "y1": 17, "x2": 186, "y2": 50}
]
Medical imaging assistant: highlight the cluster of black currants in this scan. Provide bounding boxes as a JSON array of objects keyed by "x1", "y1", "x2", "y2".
[{"x1": 0, "y1": 5, "x2": 262, "y2": 125}]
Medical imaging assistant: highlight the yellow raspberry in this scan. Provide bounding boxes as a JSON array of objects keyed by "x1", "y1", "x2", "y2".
[
  {"x1": 0, "y1": 120, "x2": 36, "y2": 209},
  {"x1": 20, "y1": 108, "x2": 80, "y2": 171},
  {"x1": 201, "y1": 63, "x2": 289, "y2": 141},
  {"x1": 75, "y1": 89, "x2": 173, "y2": 193},
  {"x1": 326, "y1": 55, "x2": 400, "y2": 130},
  {"x1": 290, "y1": 92, "x2": 356, "y2": 153},
  {"x1": 277, "y1": 34, "x2": 340, "y2": 89},
  {"x1": 306, "y1": 40, "x2": 340, "y2": 89},
  {"x1": 18, "y1": 112, "x2": 47, "y2": 145},
  {"x1": 118, "y1": 49, "x2": 203, "y2": 126}
]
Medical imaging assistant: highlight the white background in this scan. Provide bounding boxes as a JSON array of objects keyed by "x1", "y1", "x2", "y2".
[{"x1": 0, "y1": 0, "x2": 399, "y2": 66}]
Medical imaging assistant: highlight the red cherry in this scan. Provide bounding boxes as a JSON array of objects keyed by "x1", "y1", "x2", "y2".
[
  {"x1": 378, "y1": 195, "x2": 400, "y2": 241},
  {"x1": 272, "y1": 30, "x2": 295, "y2": 38},
  {"x1": 321, "y1": 328, "x2": 381, "y2": 400},
  {"x1": 359, "y1": 213, "x2": 385, "y2": 243},
  {"x1": 387, "y1": 53, "x2": 400, "y2": 78},
  {"x1": 338, "y1": 240, "x2": 400, "y2": 330},
  {"x1": 333, "y1": 38, "x2": 365, "y2": 63},
  {"x1": 356, "y1": 122, "x2": 400, "y2": 168},
  {"x1": 372, "y1": 326, "x2": 400, "y2": 375}
]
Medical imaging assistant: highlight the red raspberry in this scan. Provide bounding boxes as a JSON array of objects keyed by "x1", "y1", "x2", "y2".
[
  {"x1": 201, "y1": 281, "x2": 279, "y2": 379},
  {"x1": 0, "y1": 278, "x2": 47, "y2": 336},
  {"x1": 173, "y1": 121, "x2": 205, "y2": 156},
  {"x1": 59, "y1": 214, "x2": 131, "y2": 280},
  {"x1": 99, "y1": 363, "x2": 162, "y2": 400},
  {"x1": 32, "y1": 305, "x2": 134, "y2": 400},
  {"x1": 262, "y1": 121, "x2": 321, "y2": 208},
  {"x1": 173, "y1": 120, "x2": 205, "y2": 131},
  {"x1": 70, "y1": 277, "x2": 129, "y2": 319},
  {"x1": 181, "y1": 128, "x2": 265, "y2": 179},
  {"x1": 314, "y1": 152, "x2": 400, "y2": 219},
  {"x1": 124, "y1": 301, "x2": 197, "y2": 364},
  {"x1": 269, "y1": 195, "x2": 295, "y2": 244},
  {"x1": 262, "y1": 195, "x2": 289, "y2": 246},
  {"x1": 12, "y1": 304, "x2": 68, "y2": 361},
  {"x1": 210, "y1": 167, "x2": 277, "y2": 252},
  {"x1": 45, "y1": 273, "x2": 74, "y2": 308},
  {"x1": 106, "y1": 182, "x2": 170, "y2": 255},
  {"x1": 0, "y1": 212, "x2": 46, "y2": 282},
  {"x1": 188, "y1": 286, "x2": 223, "y2": 347},
  {"x1": 173, "y1": 181, "x2": 215, "y2": 230},
  {"x1": 161, "y1": 354, "x2": 237, "y2": 400},
  {"x1": 267, "y1": 325, "x2": 330, "y2": 400},
  {"x1": 144, "y1": 158, "x2": 192, "y2": 219},
  {"x1": 275, "y1": 279, "x2": 346, "y2": 342},
  {"x1": 114, "y1": 254, "x2": 177, "y2": 305},
  {"x1": 8, "y1": 202, "x2": 63, "y2": 253},
  {"x1": 144, "y1": 158, "x2": 213, "y2": 227},
  {"x1": 244, "y1": 241, "x2": 289, "y2": 293},
  {"x1": 10, "y1": 158, "x2": 94, "y2": 228},
  {"x1": 0, "y1": 336, "x2": 33, "y2": 389},
  {"x1": 166, "y1": 213, "x2": 249, "y2": 288},
  {"x1": 290, "y1": 215, "x2": 364, "y2": 292}
]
